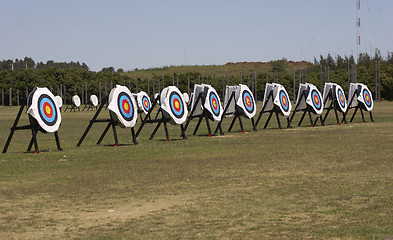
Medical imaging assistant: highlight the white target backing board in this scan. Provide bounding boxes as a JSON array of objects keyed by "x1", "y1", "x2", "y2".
[
  {"x1": 348, "y1": 83, "x2": 358, "y2": 108},
  {"x1": 72, "y1": 95, "x2": 81, "y2": 107},
  {"x1": 356, "y1": 83, "x2": 373, "y2": 111},
  {"x1": 54, "y1": 96, "x2": 63, "y2": 108},
  {"x1": 27, "y1": 87, "x2": 62, "y2": 133},
  {"x1": 296, "y1": 83, "x2": 308, "y2": 110},
  {"x1": 190, "y1": 84, "x2": 206, "y2": 116},
  {"x1": 262, "y1": 83, "x2": 275, "y2": 111},
  {"x1": 273, "y1": 83, "x2": 292, "y2": 117},
  {"x1": 160, "y1": 86, "x2": 188, "y2": 125},
  {"x1": 203, "y1": 85, "x2": 223, "y2": 122},
  {"x1": 322, "y1": 83, "x2": 334, "y2": 103},
  {"x1": 183, "y1": 93, "x2": 190, "y2": 104},
  {"x1": 107, "y1": 85, "x2": 138, "y2": 128},
  {"x1": 154, "y1": 93, "x2": 160, "y2": 104},
  {"x1": 305, "y1": 83, "x2": 323, "y2": 115},
  {"x1": 90, "y1": 95, "x2": 99, "y2": 106},
  {"x1": 224, "y1": 85, "x2": 238, "y2": 118},
  {"x1": 136, "y1": 91, "x2": 151, "y2": 114}
]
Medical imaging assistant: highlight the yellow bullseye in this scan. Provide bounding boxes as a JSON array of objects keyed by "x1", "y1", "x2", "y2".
[
  {"x1": 45, "y1": 106, "x2": 51, "y2": 114},
  {"x1": 246, "y1": 98, "x2": 250, "y2": 106},
  {"x1": 366, "y1": 94, "x2": 369, "y2": 102},
  {"x1": 124, "y1": 103, "x2": 129, "y2": 111},
  {"x1": 175, "y1": 101, "x2": 180, "y2": 109}
]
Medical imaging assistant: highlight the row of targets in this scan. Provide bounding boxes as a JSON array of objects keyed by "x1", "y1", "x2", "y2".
[{"x1": 2, "y1": 81, "x2": 374, "y2": 153}]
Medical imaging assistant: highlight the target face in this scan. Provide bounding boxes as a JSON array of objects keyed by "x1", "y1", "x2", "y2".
[
  {"x1": 311, "y1": 89, "x2": 322, "y2": 111},
  {"x1": 242, "y1": 90, "x2": 255, "y2": 114},
  {"x1": 142, "y1": 96, "x2": 150, "y2": 112},
  {"x1": 363, "y1": 88, "x2": 372, "y2": 108},
  {"x1": 279, "y1": 90, "x2": 290, "y2": 112},
  {"x1": 209, "y1": 91, "x2": 220, "y2": 117},
  {"x1": 169, "y1": 91, "x2": 185, "y2": 118},
  {"x1": 27, "y1": 87, "x2": 61, "y2": 133},
  {"x1": 38, "y1": 94, "x2": 57, "y2": 126},
  {"x1": 338, "y1": 89, "x2": 345, "y2": 108},
  {"x1": 117, "y1": 92, "x2": 134, "y2": 121}
]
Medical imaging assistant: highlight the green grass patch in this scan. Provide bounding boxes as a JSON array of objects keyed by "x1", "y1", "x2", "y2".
[{"x1": 0, "y1": 102, "x2": 392, "y2": 239}]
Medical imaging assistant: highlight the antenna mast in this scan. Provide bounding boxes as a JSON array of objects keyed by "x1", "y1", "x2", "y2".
[{"x1": 357, "y1": 0, "x2": 361, "y2": 61}]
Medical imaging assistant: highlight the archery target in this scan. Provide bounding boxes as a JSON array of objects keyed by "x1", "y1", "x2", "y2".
[
  {"x1": 72, "y1": 95, "x2": 81, "y2": 107},
  {"x1": 190, "y1": 84, "x2": 205, "y2": 116},
  {"x1": 204, "y1": 86, "x2": 223, "y2": 121},
  {"x1": 154, "y1": 93, "x2": 160, "y2": 104},
  {"x1": 160, "y1": 86, "x2": 188, "y2": 125},
  {"x1": 27, "y1": 87, "x2": 61, "y2": 133},
  {"x1": 90, "y1": 95, "x2": 98, "y2": 106},
  {"x1": 137, "y1": 91, "x2": 151, "y2": 114},
  {"x1": 236, "y1": 84, "x2": 256, "y2": 118},
  {"x1": 335, "y1": 85, "x2": 347, "y2": 113},
  {"x1": 108, "y1": 85, "x2": 138, "y2": 128},
  {"x1": 273, "y1": 84, "x2": 292, "y2": 117},
  {"x1": 54, "y1": 96, "x2": 63, "y2": 108},
  {"x1": 183, "y1": 93, "x2": 190, "y2": 104},
  {"x1": 305, "y1": 84, "x2": 323, "y2": 115},
  {"x1": 357, "y1": 84, "x2": 373, "y2": 111}
]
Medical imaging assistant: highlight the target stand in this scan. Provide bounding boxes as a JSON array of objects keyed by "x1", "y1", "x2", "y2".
[
  {"x1": 255, "y1": 83, "x2": 292, "y2": 130},
  {"x1": 313, "y1": 83, "x2": 347, "y2": 126},
  {"x1": 3, "y1": 88, "x2": 62, "y2": 153},
  {"x1": 77, "y1": 85, "x2": 139, "y2": 147},
  {"x1": 77, "y1": 96, "x2": 137, "y2": 147},
  {"x1": 64, "y1": 95, "x2": 81, "y2": 112},
  {"x1": 289, "y1": 83, "x2": 323, "y2": 127},
  {"x1": 214, "y1": 89, "x2": 256, "y2": 135},
  {"x1": 82, "y1": 95, "x2": 98, "y2": 111},
  {"x1": 342, "y1": 83, "x2": 374, "y2": 123},
  {"x1": 135, "y1": 95, "x2": 186, "y2": 141},
  {"x1": 181, "y1": 86, "x2": 223, "y2": 138}
]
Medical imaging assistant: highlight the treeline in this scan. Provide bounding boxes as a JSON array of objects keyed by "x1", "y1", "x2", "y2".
[
  {"x1": 0, "y1": 57, "x2": 89, "y2": 71},
  {"x1": 0, "y1": 52, "x2": 392, "y2": 106}
]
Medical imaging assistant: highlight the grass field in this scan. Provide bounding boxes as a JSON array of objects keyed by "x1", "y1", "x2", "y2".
[{"x1": 0, "y1": 102, "x2": 392, "y2": 239}]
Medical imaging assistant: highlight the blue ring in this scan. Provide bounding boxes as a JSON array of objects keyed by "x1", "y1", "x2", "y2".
[
  {"x1": 363, "y1": 89, "x2": 372, "y2": 107},
  {"x1": 242, "y1": 90, "x2": 254, "y2": 113},
  {"x1": 209, "y1": 92, "x2": 220, "y2": 116},
  {"x1": 279, "y1": 90, "x2": 289, "y2": 112},
  {"x1": 338, "y1": 89, "x2": 346, "y2": 108},
  {"x1": 142, "y1": 96, "x2": 150, "y2": 112},
  {"x1": 39, "y1": 97, "x2": 56, "y2": 123},
  {"x1": 311, "y1": 90, "x2": 322, "y2": 110},
  {"x1": 170, "y1": 92, "x2": 184, "y2": 118},
  {"x1": 118, "y1": 94, "x2": 134, "y2": 120}
]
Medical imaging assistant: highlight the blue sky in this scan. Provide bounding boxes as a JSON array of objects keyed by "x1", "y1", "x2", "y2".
[{"x1": 1, "y1": 0, "x2": 392, "y2": 71}]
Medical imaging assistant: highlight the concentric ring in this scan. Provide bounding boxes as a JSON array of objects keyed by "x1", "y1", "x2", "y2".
[
  {"x1": 117, "y1": 92, "x2": 134, "y2": 121},
  {"x1": 38, "y1": 94, "x2": 57, "y2": 126},
  {"x1": 337, "y1": 88, "x2": 346, "y2": 108},
  {"x1": 311, "y1": 89, "x2": 322, "y2": 111},
  {"x1": 242, "y1": 90, "x2": 254, "y2": 114},
  {"x1": 279, "y1": 90, "x2": 289, "y2": 112},
  {"x1": 142, "y1": 96, "x2": 150, "y2": 112},
  {"x1": 169, "y1": 91, "x2": 184, "y2": 118},
  {"x1": 209, "y1": 91, "x2": 220, "y2": 117},
  {"x1": 363, "y1": 88, "x2": 372, "y2": 108}
]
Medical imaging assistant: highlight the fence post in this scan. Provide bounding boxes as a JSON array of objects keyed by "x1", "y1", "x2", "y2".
[
  {"x1": 99, "y1": 82, "x2": 102, "y2": 104},
  {"x1": 148, "y1": 79, "x2": 150, "y2": 96},
  {"x1": 85, "y1": 82, "x2": 88, "y2": 104},
  {"x1": 9, "y1": 88, "x2": 12, "y2": 107},
  {"x1": 81, "y1": 84, "x2": 84, "y2": 105},
  {"x1": 2, "y1": 89, "x2": 4, "y2": 106},
  {"x1": 187, "y1": 75, "x2": 190, "y2": 96}
]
